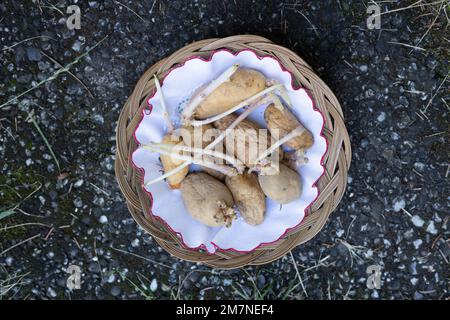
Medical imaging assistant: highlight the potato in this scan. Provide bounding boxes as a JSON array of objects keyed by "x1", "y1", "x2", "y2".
[
  {"x1": 180, "y1": 172, "x2": 235, "y2": 227},
  {"x1": 201, "y1": 162, "x2": 226, "y2": 181},
  {"x1": 214, "y1": 113, "x2": 282, "y2": 168},
  {"x1": 264, "y1": 102, "x2": 314, "y2": 150},
  {"x1": 159, "y1": 134, "x2": 189, "y2": 189},
  {"x1": 258, "y1": 163, "x2": 302, "y2": 204},
  {"x1": 178, "y1": 123, "x2": 220, "y2": 149},
  {"x1": 225, "y1": 173, "x2": 266, "y2": 225},
  {"x1": 194, "y1": 68, "x2": 266, "y2": 119}
]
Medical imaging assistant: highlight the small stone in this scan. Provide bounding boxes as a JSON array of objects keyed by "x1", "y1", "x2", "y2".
[
  {"x1": 72, "y1": 41, "x2": 82, "y2": 52},
  {"x1": 413, "y1": 239, "x2": 423, "y2": 249},
  {"x1": 410, "y1": 278, "x2": 418, "y2": 286},
  {"x1": 92, "y1": 114, "x2": 104, "y2": 125},
  {"x1": 99, "y1": 215, "x2": 108, "y2": 224},
  {"x1": 426, "y1": 221, "x2": 437, "y2": 235},
  {"x1": 131, "y1": 239, "x2": 140, "y2": 247},
  {"x1": 47, "y1": 287, "x2": 57, "y2": 298},
  {"x1": 74, "y1": 179, "x2": 84, "y2": 187},
  {"x1": 26, "y1": 47, "x2": 42, "y2": 61},
  {"x1": 5, "y1": 256, "x2": 13, "y2": 266},
  {"x1": 392, "y1": 198, "x2": 405, "y2": 212},
  {"x1": 409, "y1": 262, "x2": 418, "y2": 275},
  {"x1": 106, "y1": 273, "x2": 116, "y2": 283},
  {"x1": 110, "y1": 286, "x2": 121, "y2": 297},
  {"x1": 360, "y1": 65, "x2": 368, "y2": 72},
  {"x1": 336, "y1": 229, "x2": 345, "y2": 237},
  {"x1": 88, "y1": 262, "x2": 101, "y2": 273},
  {"x1": 73, "y1": 197, "x2": 83, "y2": 208},
  {"x1": 377, "y1": 112, "x2": 386, "y2": 122},
  {"x1": 411, "y1": 215, "x2": 424, "y2": 228},
  {"x1": 150, "y1": 279, "x2": 158, "y2": 292}
]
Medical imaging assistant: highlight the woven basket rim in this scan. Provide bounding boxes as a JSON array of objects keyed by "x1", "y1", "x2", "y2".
[{"x1": 115, "y1": 35, "x2": 351, "y2": 269}]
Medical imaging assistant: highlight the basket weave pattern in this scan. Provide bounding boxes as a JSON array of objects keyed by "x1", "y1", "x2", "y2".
[{"x1": 115, "y1": 35, "x2": 351, "y2": 269}]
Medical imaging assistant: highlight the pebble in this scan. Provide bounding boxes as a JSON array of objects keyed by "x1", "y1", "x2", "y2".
[
  {"x1": 413, "y1": 239, "x2": 423, "y2": 249},
  {"x1": 411, "y1": 215, "x2": 425, "y2": 228},
  {"x1": 150, "y1": 279, "x2": 158, "y2": 292},
  {"x1": 72, "y1": 40, "x2": 82, "y2": 52},
  {"x1": 26, "y1": 47, "x2": 42, "y2": 61},
  {"x1": 377, "y1": 112, "x2": 386, "y2": 122},
  {"x1": 5, "y1": 256, "x2": 13, "y2": 266},
  {"x1": 110, "y1": 286, "x2": 121, "y2": 297},
  {"x1": 426, "y1": 221, "x2": 437, "y2": 235},
  {"x1": 47, "y1": 287, "x2": 57, "y2": 298},
  {"x1": 73, "y1": 197, "x2": 83, "y2": 208},
  {"x1": 392, "y1": 198, "x2": 405, "y2": 212},
  {"x1": 74, "y1": 179, "x2": 84, "y2": 187},
  {"x1": 99, "y1": 215, "x2": 108, "y2": 224}
]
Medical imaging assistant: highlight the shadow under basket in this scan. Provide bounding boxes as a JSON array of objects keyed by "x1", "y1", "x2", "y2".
[{"x1": 115, "y1": 35, "x2": 352, "y2": 269}]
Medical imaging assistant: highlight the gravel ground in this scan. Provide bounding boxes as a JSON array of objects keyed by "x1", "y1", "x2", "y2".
[{"x1": 0, "y1": 0, "x2": 449, "y2": 300}]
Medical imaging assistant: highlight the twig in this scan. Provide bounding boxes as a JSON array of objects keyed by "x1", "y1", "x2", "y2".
[{"x1": 89, "y1": 182, "x2": 110, "y2": 197}]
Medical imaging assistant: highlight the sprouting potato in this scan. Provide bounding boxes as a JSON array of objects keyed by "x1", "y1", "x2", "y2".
[
  {"x1": 180, "y1": 172, "x2": 236, "y2": 227},
  {"x1": 159, "y1": 133, "x2": 189, "y2": 189},
  {"x1": 264, "y1": 101, "x2": 314, "y2": 150},
  {"x1": 178, "y1": 124, "x2": 227, "y2": 179},
  {"x1": 214, "y1": 113, "x2": 282, "y2": 168},
  {"x1": 179, "y1": 123, "x2": 220, "y2": 148},
  {"x1": 258, "y1": 163, "x2": 302, "y2": 204},
  {"x1": 225, "y1": 173, "x2": 266, "y2": 225},
  {"x1": 194, "y1": 68, "x2": 266, "y2": 119}
]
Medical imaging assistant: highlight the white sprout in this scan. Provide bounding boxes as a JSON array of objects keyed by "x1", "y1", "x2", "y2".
[
  {"x1": 181, "y1": 64, "x2": 239, "y2": 123},
  {"x1": 154, "y1": 75, "x2": 174, "y2": 132}
]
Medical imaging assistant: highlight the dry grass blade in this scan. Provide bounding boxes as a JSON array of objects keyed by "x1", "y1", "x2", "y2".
[
  {"x1": 387, "y1": 41, "x2": 426, "y2": 51},
  {"x1": 109, "y1": 246, "x2": 173, "y2": 269},
  {"x1": 423, "y1": 71, "x2": 450, "y2": 113},
  {"x1": 0, "y1": 233, "x2": 41, "y2": 257},
  {"x1": 114, "y1": 1, "x2": 147, "y2": 23},
  {"x1": 289, "y1": 251, "x2": 308, "y2": 297},
  {"x1": 2, "y1": 35, "x2": 56, "y2": 51},
  {"x1": 40, "y1": 50, "x2": 94, "y2": 98},
  {"x1": 26, "y1": 111, "x2": 61, "y2": 172},
  {"x1": 338, "y1": 239, "x2": 368, "y2": 267},
  {"x1": 0, "y1": 35, "x2": 108, "y2": 109},
  {"x1": 0, "y1": 267, "x2": 30, "y2": 299}
]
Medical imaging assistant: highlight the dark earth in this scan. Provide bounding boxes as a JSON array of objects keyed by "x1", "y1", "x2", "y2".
[{"x1": 0, "y1": 0, "x2": 449, "y2": 300}]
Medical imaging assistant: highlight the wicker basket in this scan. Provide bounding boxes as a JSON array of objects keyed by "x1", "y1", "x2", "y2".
[{"x1": 115, "y1": 35, "x2": 351, "y2": 269}]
